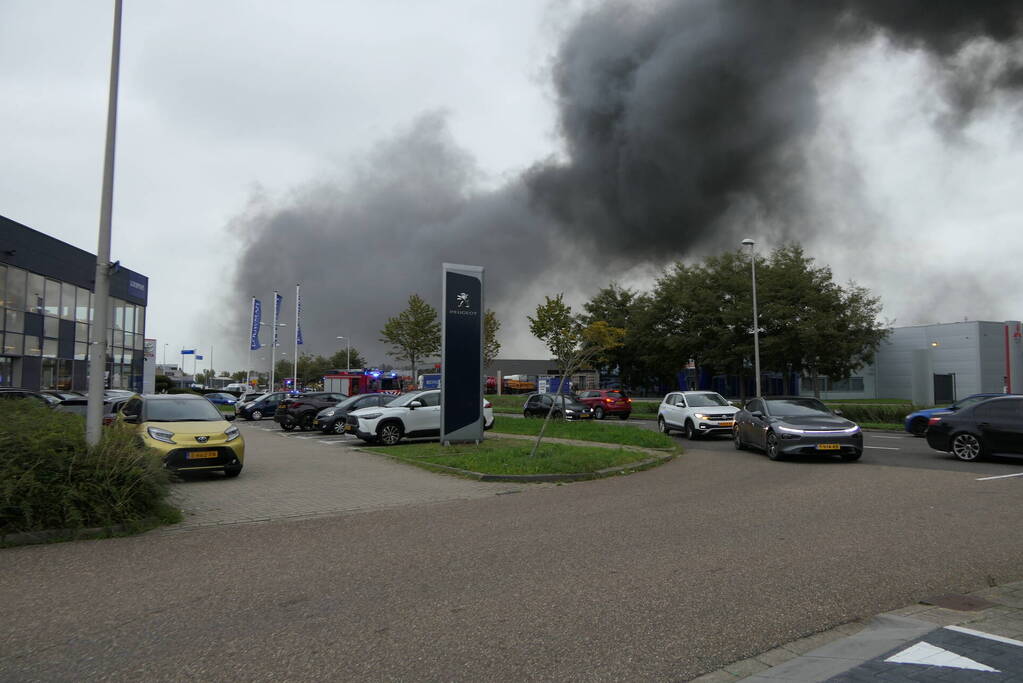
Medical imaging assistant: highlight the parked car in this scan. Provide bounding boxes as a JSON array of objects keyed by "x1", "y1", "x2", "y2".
[
  {"x1": 203, "y1": 392, "x2": 239, "y2": 406},
  {"x1": 657, "y1": 390, "x2": 738, "y2": 439},
  {"x1": 733, "y1": 396, "x2": 863, "y2": 461},
  {"x1": 54, "y1": 396, "x2": 131, "y2": 425},
  {"x1": 576, "y1": 389, "x2": 632, "y2": 420},
  {"x1": 522, "y1": 393, "x2": 593, "y2": 420},
  {"x1": 346, "y1": 390, "x2": 494, "y2": 446},
  {"x1": 925, "y1": 395, "x2": 1023, "y2": 462},
  {"x1": 41, "y1": 390, "x2": 85, "y2": 401},
  {"x1": 236, "y1": 391, "x2": 297, "y2": 420},
  {"x1": 274, "y1": 391, "x2": 348, "y2": 431},
  {"x1": 119, "y1": 394, "x2": 244, "y2": 477},
  {"x1": 314, "y1": 393, "x2": 398, "y2": 434},
  {"x1": 904, "y1": 393, "x2": 1009, "y2": 436},
  {"x1": 0, "y1": 388, "x2": 54, "y2": 405},
  {"x1": 222, "y1": 383, "x2": 250, "y2": 394}
]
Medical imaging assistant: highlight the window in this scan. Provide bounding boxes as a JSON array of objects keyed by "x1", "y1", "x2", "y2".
[
  {"x1": 76, "y1": 322, "x2": 89, "y2": 342},
  {"x1": 60, "y1": 283, "x2": 75, "y2": 320},
  {"x1": 4, "y1": 333, "x2": 23, "y2": 356},
  {"x1": 44, "y1": 279, "x2": 60, "y2": 316},
  {"x1": 0, "y1": 264, "x2": 6, "y2": 307},
  {"x1": 6, "y1": 267, "x2": 26, "y2": 311},
  {"x1": 41, "y1": 358, "x2": 58, "y2": 389},
  {"x1": 136, "y1": 306, "x2": 145, "y2": 335},
  {"x1": 74, "y1": 342, "x2": 88, "y2": 361},
  {"x1": 5, "y1": 309, "x2": 22, "y2": 334},
  {"x1": 43, "y1": 339, "x2": 58, "y2": 358},
  {"x1": 24, "y1": 335, "x2": 42, "y2": 356},
  {"x1": 43, "y1": 316, "x2": 59, "y2": 338},
  {"x1": 27, "y1": 273, "x2": 45, "y2": 313},
  {"x1": 76, "y1": 287, "x2": 91, "y2": 322},
  {"x1": 747, "y1": 398, "x2": 765, "y2": 413},
  {"x1": 124, "y1": 303, "x2": 135, "y2": 334},
  {"x1": 0, "y1": 356, "x2": 12, "y2": 386},
  {"x1": 975, "y1": 399, "x2": 1023, "y2": 422}
]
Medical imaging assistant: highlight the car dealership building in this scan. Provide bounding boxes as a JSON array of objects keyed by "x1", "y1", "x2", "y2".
[{"x1": 0, "y1": 215, "x2": 148, "y2": 392}]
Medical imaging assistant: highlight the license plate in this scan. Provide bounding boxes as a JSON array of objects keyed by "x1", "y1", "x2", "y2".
[
  {"x1": 816, "y1": 443, "x2": 840, "y2": 451},
  {"x1": 578, "y1": 414, "x2": 592, "y2": 419},
  {"x1": 719, "y1": 421, "x2": 734, "y2": 427},
  {"x1": 186, "y1": 450, "x2": 218, "y2": 459},
  {"x1": 312, "y1": 420, "x2": 319, "y2": 426},
  {"x1": 343, "y1": 424, "x2": 352, "y2": 432}
]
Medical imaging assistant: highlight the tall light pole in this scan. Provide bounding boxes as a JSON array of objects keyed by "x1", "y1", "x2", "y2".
[
  {"x1": 261, "y1": 320, "x2": 286, "y2": 389},
  {"x1": 86, "y1": 0, "x2": 123, "y2": 446},
  {"x1": 336, "y1": 336, "x2": 350, "y2": 372},
  {"x1": 742, "y1": 238, "x2": 762, "y2": 397}
]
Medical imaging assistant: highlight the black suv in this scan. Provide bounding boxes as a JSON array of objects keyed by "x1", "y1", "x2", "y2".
[
  {"x1": 522, "y1": 393, "x2": 593, "y2": 420},
  {"x1": 274, "y1": 391, "x2": 348, "y2": 431}
]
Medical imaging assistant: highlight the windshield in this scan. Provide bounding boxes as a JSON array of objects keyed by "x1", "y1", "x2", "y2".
[
  {"x1": 390, "y1": 391, "x2": 430, "y2": 407},
  {"x1": 765, "y1": 398, "x2": 830, "y2": 417},
  {"x1": 686, "y1": 392, "x2": 730, "y2": 407},
  {"x1": 952, "y1": 395, "x2": 990, "y2": 410},
  {"x1": 146, "y1": 398, "x2": 224, "y2": 422},
  {"x1": 248, "y1": 393, "x2": 270, "y2": 402}
]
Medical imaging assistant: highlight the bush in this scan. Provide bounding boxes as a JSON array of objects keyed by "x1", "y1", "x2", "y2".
[
  {"x1": 832, "y1": 404, "x2": 909, "y2": 425},
  {"x1": 0, "y1": 400, "x2": 176, "y2": 536}
]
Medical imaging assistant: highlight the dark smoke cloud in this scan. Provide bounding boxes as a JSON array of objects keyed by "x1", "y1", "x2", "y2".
[{"x1": 229, "y1": 0, "x2": 1023, "y2": 363}]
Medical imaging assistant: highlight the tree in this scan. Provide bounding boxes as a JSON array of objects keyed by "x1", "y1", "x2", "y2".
[
  {"x1": 484, "y1": 309, "x2": 501, "y2": 367},
  {"x1": 230, "y1": 370, "x2": 247, "y2": 382},
  {"x1": 581, "y1": 283, "x2": 652, "y2": 390},
  {"x1": 327, "y1": 347, "x2": 366, "y2": 372},
  {"x1": 528, "y1": 294, "x2": 625, "y2": 456},
  {"x1": 379, "y1": 294, "x2": 441, "y2": 384},
  {"x1": 274, "y1": 358, "x2": 294, "y2": 384}
]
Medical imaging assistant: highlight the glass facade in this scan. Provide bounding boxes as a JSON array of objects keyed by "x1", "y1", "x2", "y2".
[{"x1": 0, "y1": 263, "x2": 146, "y2": 391}]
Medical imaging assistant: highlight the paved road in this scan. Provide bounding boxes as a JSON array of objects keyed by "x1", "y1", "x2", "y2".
[{"x1": 3, "y1": 423, "x2": 1023, "y2": 680}]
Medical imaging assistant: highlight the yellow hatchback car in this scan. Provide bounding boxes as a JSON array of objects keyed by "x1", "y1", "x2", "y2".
[{"x1": 120, "y1": 394, "x2": 245, "y2": 477}]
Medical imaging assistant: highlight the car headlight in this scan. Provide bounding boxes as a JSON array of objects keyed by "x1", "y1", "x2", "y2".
[
  {"x1": 359, "y1": 412, "x2": 382, "y2": 421},
  {"x1": 323, "y1": 409, "x2": 336, "y2": 417},
  {"x1": 147, "y1": 426, "x2": 176, "y2": 444},
  {"x1": 694, "y1": 413, "x2": 710, "y2": 420},
  {"x1": 224, "y1": 425, "x2": 240, "y2": 442}
]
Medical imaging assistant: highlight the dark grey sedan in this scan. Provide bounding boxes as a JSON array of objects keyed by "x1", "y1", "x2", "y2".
[{"x1": 733, "y1": 396, "x2": 863, "y2": 461}]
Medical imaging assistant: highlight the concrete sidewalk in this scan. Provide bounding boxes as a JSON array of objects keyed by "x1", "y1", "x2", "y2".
[{"x1": 694, "y1": 581, "x2": 1023, "y2": 681}]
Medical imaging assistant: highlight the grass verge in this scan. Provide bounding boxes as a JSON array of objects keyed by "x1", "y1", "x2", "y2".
[
  {"x1": 373, "y1": 437, "x2": 662, "y2": 476},
  {"x1": 491, "y1": 416, "x2": 676, "y2": 449}
]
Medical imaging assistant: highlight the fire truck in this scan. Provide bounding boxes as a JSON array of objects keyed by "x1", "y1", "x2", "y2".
[{"x1": 322, "y1": 369, "x2": 405, "y2": 396}]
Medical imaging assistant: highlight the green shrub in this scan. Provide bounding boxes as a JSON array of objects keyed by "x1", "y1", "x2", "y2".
[
  {"x1": 0, "y1": 400, "x2": 176, "y2": 536},
  {"x1": 831, "y1": 404, "x2": 909, "y2": 425}
]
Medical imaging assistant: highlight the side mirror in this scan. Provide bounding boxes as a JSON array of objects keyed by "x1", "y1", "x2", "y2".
[
  {"x1": 408, "y1": 400, "x2": 423, "y2": 410},
  {"x1": 123, "y1": 414, "x2": 139, "y2": 424},
  {"x1": 832, "y1": 409, "x2": 843, "y2": 416},
  {"x1": 751, "y1": 411, "x2": 764, "y2": 419},
  {"x1": 225, "y1": 413, "x2": 236, "y2": 421}
]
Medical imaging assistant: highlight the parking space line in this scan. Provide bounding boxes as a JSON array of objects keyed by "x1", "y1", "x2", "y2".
[
  {"x1": 975, "y1": 472, "x2": 1023, "y2": 481},
  {"x1": 865, "y1": 445, "x2": 900, "y2": 450}
]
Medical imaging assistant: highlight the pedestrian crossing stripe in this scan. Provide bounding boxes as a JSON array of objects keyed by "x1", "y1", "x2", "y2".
[{"x1": 885, "y1": 641, "x2": 999, "y2": 672}]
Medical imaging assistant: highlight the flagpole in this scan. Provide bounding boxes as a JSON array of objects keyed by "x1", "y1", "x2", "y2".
[
  {"x1": 247, "y1": 296, "x2": 254, "y2": 388},
  {"x1": 294, "y1": 283, "x2": 300, "y2": 390},
  {"x1": 270, "y1": 290, "x2": 279, "y2": 391}
]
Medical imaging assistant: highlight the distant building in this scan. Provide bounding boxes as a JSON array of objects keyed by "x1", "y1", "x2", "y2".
[
  {"x1": 1, "y1": 215, "x2": 148, "y2": 392},
  {"x1": 799, "y1": 320, "x2": 1023, "y2": 404}
]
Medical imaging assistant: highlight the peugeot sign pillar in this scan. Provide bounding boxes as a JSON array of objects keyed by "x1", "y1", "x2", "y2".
[{"x1": 441, "y1": 263, "x2": 484, "y2": 444}]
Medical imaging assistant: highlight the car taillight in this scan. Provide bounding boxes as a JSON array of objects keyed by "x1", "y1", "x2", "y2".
[
  {"x1": 626, "y1": 398, "x2": 632, "y2": 403},
  {"x1": 102, "y1": 416, "x2": 114, "y2": 426},
  {"x1": 928, "y1": 416, "x2": 942, "y2": 426},
  {"x1": 605, "y1": 398, "x2": 613, "y2": 403}
]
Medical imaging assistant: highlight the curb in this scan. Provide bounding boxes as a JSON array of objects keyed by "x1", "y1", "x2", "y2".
[{"x1": 2, "y1": 522, "x2": 133, "y2": 547}]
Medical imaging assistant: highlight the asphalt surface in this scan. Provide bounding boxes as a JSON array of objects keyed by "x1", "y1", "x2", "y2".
[{"x1": 2, "y1": 425, "x2": 1023, "y2": 680}]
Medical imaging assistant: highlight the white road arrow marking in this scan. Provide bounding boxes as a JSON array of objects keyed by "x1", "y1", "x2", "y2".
[{"x1": 885, "y1": 641, "x2": 999, "y2": 672}]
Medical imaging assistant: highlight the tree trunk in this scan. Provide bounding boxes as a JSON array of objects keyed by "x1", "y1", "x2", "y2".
[
  {"x1": 811, "y1": 364, "x2": 820, "y2": 399},
  {"x1": 529, "y1": 355, "x2": 580, "y2": 458}
]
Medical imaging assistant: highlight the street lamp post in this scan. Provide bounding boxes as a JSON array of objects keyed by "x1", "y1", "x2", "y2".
[
  {"x1": 336, "y1": 336, "x2": 350, "y2": 372},
  {"x1": 261, "y1": 321, "x2": 286, "y2": 389},
  {"x1": 742, "y1": 238, "x2": 762, "y2": 397}
]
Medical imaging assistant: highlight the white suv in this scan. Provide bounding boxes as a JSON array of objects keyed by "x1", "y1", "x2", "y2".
[
  {"x1": 346, "y1": 390, "x2": 495, "y2": 445},
  {"x1": 657, "y1": 391, "x2": 739, "y2": 439}
]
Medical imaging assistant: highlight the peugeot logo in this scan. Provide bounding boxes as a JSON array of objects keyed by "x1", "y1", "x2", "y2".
[
  {"x1": 456, "y1": 292, "x2": 469, "y2": 308},
  {"x1": 196, "y1": 435, "x2": 209, "y2": 443}
]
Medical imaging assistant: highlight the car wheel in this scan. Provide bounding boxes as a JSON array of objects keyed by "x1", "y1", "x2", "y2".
[
  {"x1": 951, "y1": 432, "x2": 983, "y2": 461},
  {"x1": 733, "y1": 427, "x2": 746, "y2": 450},
  {"x1": 378, "y1": 422, "x2": 404, "y2": 446},
  {"x1": 224, "y1": 466, "x2": 242, "y2": 478},
  {"x1": 552, "y1": 411, "x2": 562, "y2": 420},
  {"x1": 281, "y1": 421, "x2": 295, "y2": 432},
  {"x1": 332, "y1": 421, "x2": 345, "y2": 435},
  {"x1": 910, "y1": 417, "x2": 928, "y2": 437},
  {"x1": 300, "y1": 414, "x2": 315, "y2": 431},
  {"x1": 766, "y1": 432, "x2": 783, "y2": 460},
  {"x1": 251, "y1": 409, "x2": 263, "y2": 421},
  {"x1": 593, "y1": 406, "x2": 605, "y2": 420},
  {"x1": 523, "y1": 410, "x2": 531, "y2": 418},
  {"x1": 618, "y1": 413, "x2": 629, "y2": 421},
  {"x1": 841, "y1": 450, "x2": 862, "y2": 462},
  {"x1": 684, "y1": 420, "x2": 697, "y2": 440},
  {"x1": 658, "y1": 416, "x2": 670, "y2": 434}
]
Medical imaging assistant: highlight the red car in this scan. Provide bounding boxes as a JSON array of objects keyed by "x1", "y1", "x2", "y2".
[{"x1": 576, "y1": 389, "x2": 632, "y2": 420}]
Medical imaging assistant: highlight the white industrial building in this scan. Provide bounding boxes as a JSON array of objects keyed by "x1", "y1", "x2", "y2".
[{"x1": 801, "y1": 320, "x2": 1023, "y2": 404}]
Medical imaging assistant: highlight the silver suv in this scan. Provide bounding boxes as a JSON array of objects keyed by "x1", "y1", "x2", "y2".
[{"x1": 657, "y1": 391, "x2": 739, "y2": 439}]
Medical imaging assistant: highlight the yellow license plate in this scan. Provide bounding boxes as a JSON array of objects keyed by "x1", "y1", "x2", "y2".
[
  {"x1": 312, "y1": 420, "x2": 319, "y2": 426},
  {"x1": 719, "y1": 421, "x2": 734, "y2": 427},
  {"x1": 186, "y1": 450, "x2": 218, "y2": 459},
  {"x1": 580, "y1": 414, "x2": 592, "y2": 419},
  {"x1": 343, "y1": 424, "x2": 352, "y2": 432},
  {"x1": 816, "y1": 443, "x2": 840, "y2": 451}
]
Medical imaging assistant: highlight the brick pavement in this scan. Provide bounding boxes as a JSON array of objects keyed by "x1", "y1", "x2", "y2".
[{"x1": 162, "y1": 422, "x2": 519, "y2": 531}]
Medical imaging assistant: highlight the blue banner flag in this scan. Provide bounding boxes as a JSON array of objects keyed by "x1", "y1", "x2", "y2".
[
  {"x1": 250, "y1": 298, "x2": 262, "y2": 350},
  {"x1": 273, "y1": 292, "x2": 282, "y2": 347},
  {"x1": 296, "y1": 288, "x2": 303, "y2": 346},
  {"x1": 181, "y1": 349, "x2": 195, "y2": 355}
]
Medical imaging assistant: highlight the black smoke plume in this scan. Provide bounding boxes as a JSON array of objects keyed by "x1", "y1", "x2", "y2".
[{"x1": 229, "y1": 0, "x2": 1023, "y2": 364}]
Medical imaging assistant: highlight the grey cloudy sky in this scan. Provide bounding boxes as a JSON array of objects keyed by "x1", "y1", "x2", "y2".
[{"x1": 2, "y1": 1, "x2": 1022, "y2": 375}]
